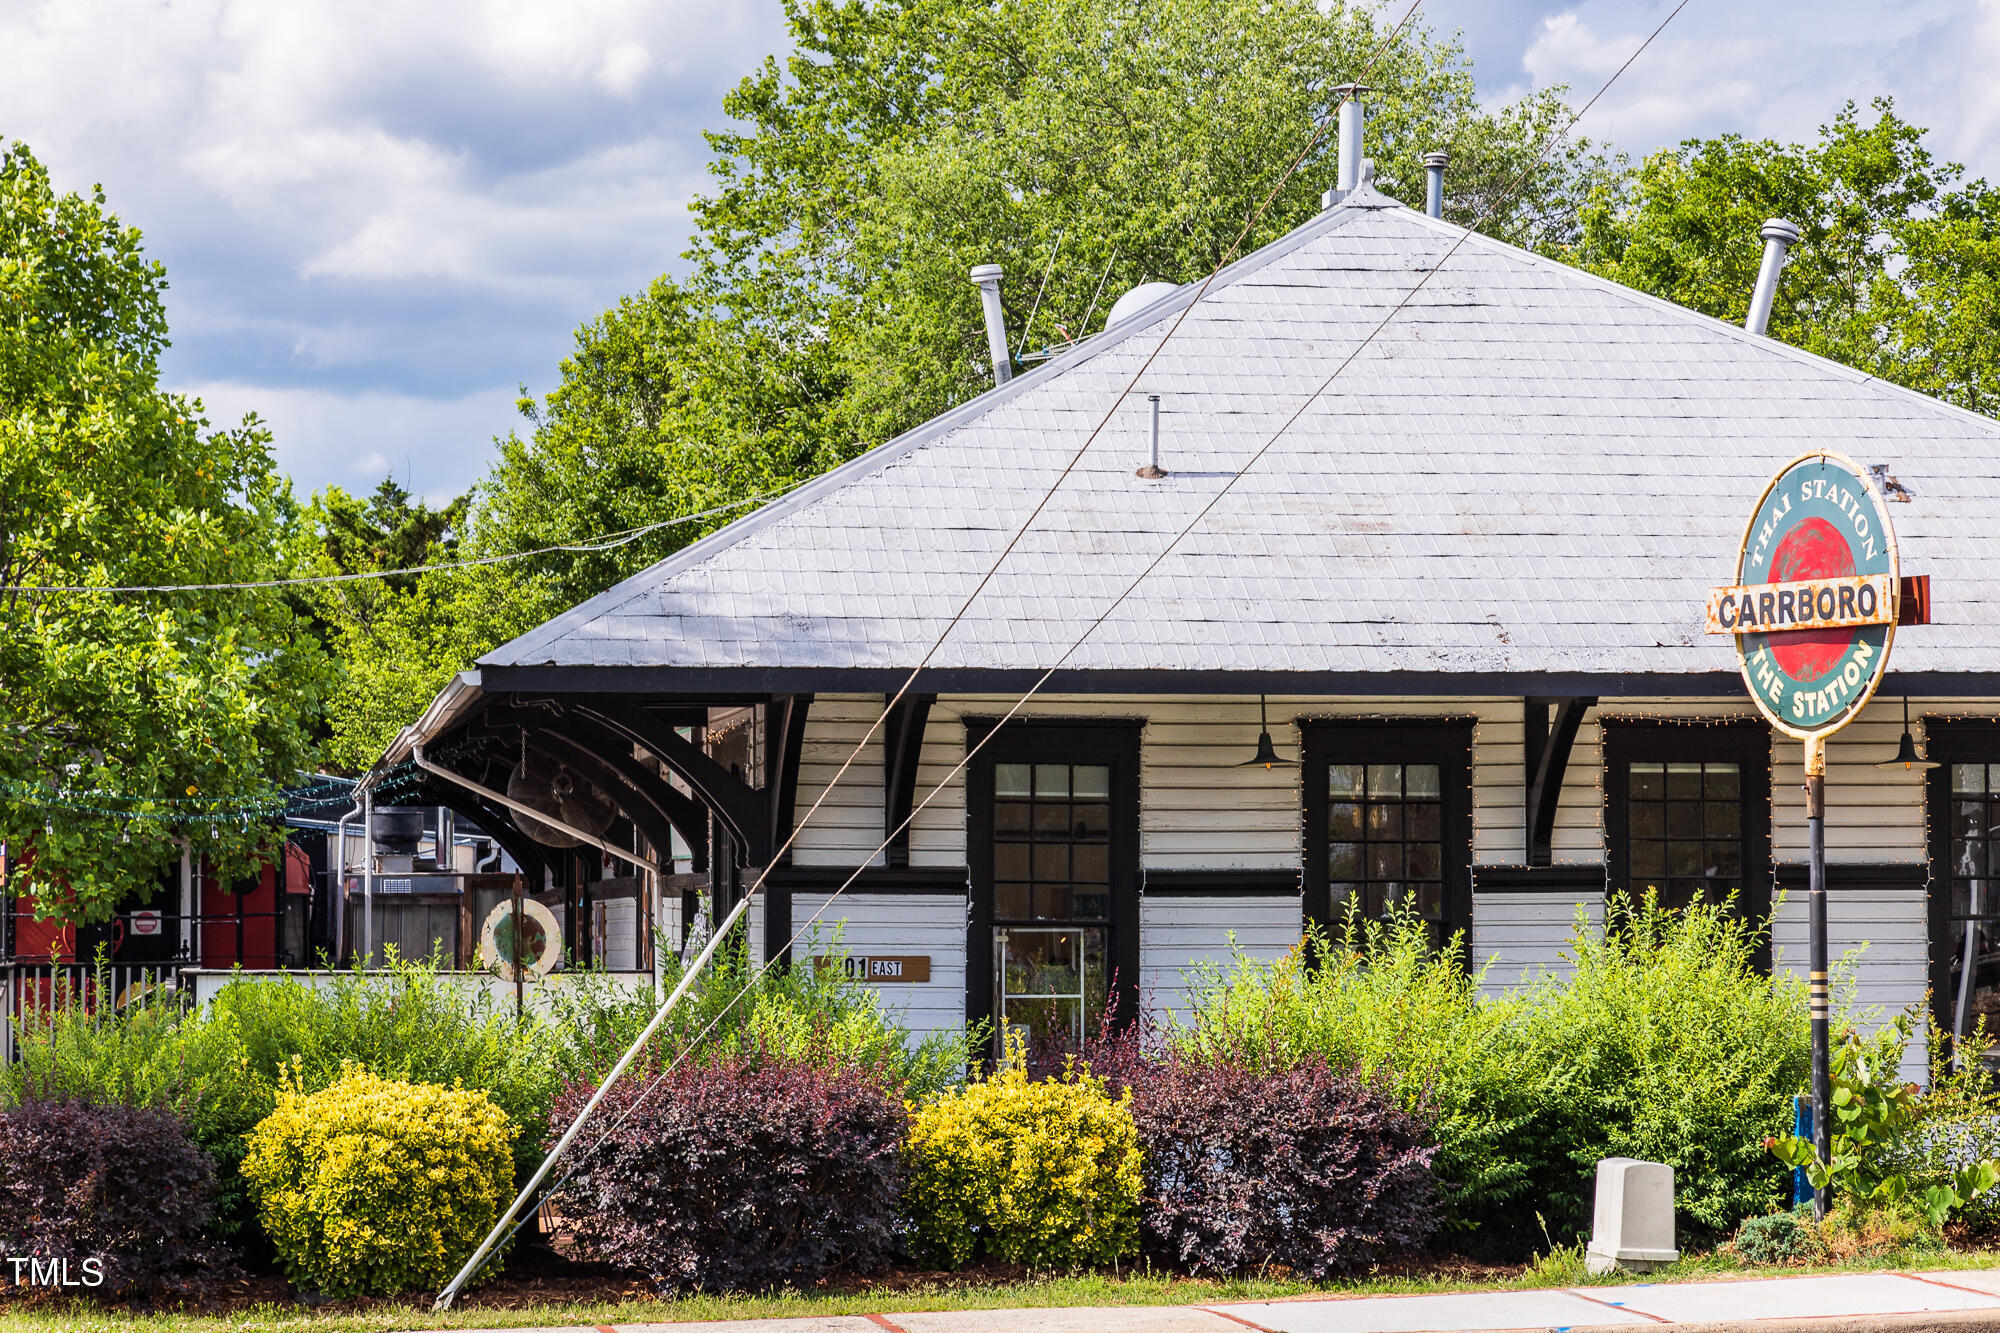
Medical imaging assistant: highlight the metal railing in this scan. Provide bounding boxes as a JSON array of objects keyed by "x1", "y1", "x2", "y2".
[{"x1": 0, "y1": 961, "x2": 189, "y2": 1065}]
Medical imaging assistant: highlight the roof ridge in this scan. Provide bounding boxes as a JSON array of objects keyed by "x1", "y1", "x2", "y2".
[
  {"x1": 483, "y1": 197, "x2": 1386, "y2": 667},
  {"x1": 1393, "y1": 207, "x2": 2000, "y2": 439}
]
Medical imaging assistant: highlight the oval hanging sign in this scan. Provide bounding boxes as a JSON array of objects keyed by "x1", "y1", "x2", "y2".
[{"x1": 1705, "y1": 451, "x2": 1898, "y2": 739}]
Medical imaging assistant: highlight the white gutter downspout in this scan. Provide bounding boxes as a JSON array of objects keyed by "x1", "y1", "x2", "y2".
[
  {"x1": 333, "y1": 800, "x2": 361, "y2": 964},
  {"x1": 361, "y1": 786, "x2": 374, "y2": 967},
  {"x1": 411, "y1": 745, "x2": 663, "y2": 874}
]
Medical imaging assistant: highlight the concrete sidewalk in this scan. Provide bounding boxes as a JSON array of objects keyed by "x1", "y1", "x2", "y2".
[{"x1": 459, "y1": 1269, "x2": 2000, "y2": 1333}]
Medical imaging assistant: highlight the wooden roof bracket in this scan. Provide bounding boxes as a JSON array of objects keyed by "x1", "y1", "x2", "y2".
[
  {"x1": 567, "y1": 700, "x2": 771, "y2": 866},
  {"x1": 881, "y1": 693, "x2": 936, "y2": 868},
  {"x1": 1525, "y1": 696, "x2": 1596, "y2": 868},
  {"x1": 763, "y1": 694, "x2": 814, "y2": 870}
]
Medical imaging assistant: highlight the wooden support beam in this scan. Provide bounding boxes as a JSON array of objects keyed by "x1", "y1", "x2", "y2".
[
  {"x1": 1524, "y1": 696, "x2": 1594, "y2": 868},
  {"x1": 482, "y1": 706, "x2": 711, "y2": 873},
  {"x1": 565, "y1": 700, "x2": 769, "y2": 864},
  {"x1": 882, "y1": 693, "x2": 935, "y2": 868},
  {"x1": 763, "y1": 694, "x2": 814, "y2": 870}
]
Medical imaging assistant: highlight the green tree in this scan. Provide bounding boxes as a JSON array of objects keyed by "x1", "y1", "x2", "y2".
[
  {"x1": 1570, "y1": 99, "x2": 2000, "y2": 415},
  {"x1": 0, "y1": 142, "x2": 331, "y2": 922},
  {"x1": 324, "y1": 0, "x2": 1613, "y2": 764},
  {"x1": 289, "y1": 479, "x2": 468, "y2": 769}
]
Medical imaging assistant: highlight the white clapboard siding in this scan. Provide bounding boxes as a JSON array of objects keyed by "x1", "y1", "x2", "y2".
[
  {"x1": 1561, "y1": 697, "x2": 1957, "y2": 869},
  {"x1": 791, "y1": 694, "x2": 888, "y2": 868},
  {"x1": 790, "y1": 894, "x2": 968, "y2": 1040},
  {"x1": 1472, "y1": 893, "x2": 1604, "y2": 995},
  {"x1": 916, "y1": 695, "x2": 1524, "y2": 870},
  {"x1": 1138, "y1": 895, "x2": 1303, "y2": 1020},
  {"x1": 1772, "y1": 888, "x2": 1930, "y2": 1079}
]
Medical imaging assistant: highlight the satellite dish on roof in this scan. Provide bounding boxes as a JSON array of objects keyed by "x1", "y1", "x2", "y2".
[{"x1": 1104, "y1": 281, "x2": 1179, "y2": 331}]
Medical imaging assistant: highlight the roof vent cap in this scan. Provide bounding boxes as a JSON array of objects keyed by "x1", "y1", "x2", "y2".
[{"x1": 1104, "y1": 281, "x2": 1179, "y2": 330}]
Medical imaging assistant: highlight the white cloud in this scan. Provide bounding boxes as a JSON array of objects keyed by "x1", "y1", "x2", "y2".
[
  {"x1": 185, "y1": 380, "x2": 524, "y2": 506},
  {"x1": 0, "y1": 0, "x2": 787, "y2": 497},
  {"x1": 597, "y1": 42, "x2": 654, "y2": 99},
  {"x1": 1506, "y1": 2, "x2": 1996, "y2": 178}
]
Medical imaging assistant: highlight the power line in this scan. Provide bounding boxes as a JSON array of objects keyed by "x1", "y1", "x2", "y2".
[
  {"x1": 529, "y1": 0, "x2": 1693, "y2": 1244},
  {"x1": 436, "y1": 3, "x2": 1437, "y2": 1301},
  {"x1": 0, "y1": 486, "x2": 800, "y2": 595}
]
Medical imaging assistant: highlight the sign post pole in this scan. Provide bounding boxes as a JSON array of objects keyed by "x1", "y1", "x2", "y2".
[
  {"x1": 1805, "y1": 737, "x2": 1830, "y2": 1219},
  {"x1": 1706, "y1": 450, "x2": 1917, "y2": 1223}
]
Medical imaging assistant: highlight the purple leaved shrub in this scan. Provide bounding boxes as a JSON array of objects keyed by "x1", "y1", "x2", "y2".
[
  {"x1": 1085, "y1": 1013, "x2": 1441, "y2": 1278},
  {"x1": 0, "y1": 1099, "x2": 229, "y2": 1296},
  {"x1": 546, "y1": 1054, "x2": 909, "y2": 1293}
]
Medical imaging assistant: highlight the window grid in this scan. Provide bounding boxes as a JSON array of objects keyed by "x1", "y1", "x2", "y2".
[
  {"x1": 1624, "y1": 760, "x2": 1743, "y2": 910},
  {"x1": 992, "y1": 763, "x2": 1111, "y2": 923},
  {"x1": 1327, "y1": 761, "x2": 1445, "y2": 949}
]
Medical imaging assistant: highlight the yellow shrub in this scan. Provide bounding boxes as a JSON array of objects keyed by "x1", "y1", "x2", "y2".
[
  {"x1": 241, "y1": 1065, "x2": 516, "y2": 1297},
  {"x1": 904, "y1": 1037, "x2": 1142, "y2": 1268}
]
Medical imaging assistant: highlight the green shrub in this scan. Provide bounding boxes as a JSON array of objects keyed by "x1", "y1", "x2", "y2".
[
  {"x1": 904, "y1": 1035, "x2": 1142, "y2": 1269},
  {"x1": 241, "y1": 1066, "x2": 515, "y2": 1297},
  {"x1": 1774, "y1": 1019, "x2": 2000, "y2": 1226},
  {"x1": 2, "y1": 973, "x2": 268, "y2": 1244},
  {"x1": 1511, "y1": 894, "x2": 1814, "y2": 1244},
  {"x1": 1174, "y1": 915, "x2": 1544, "y2": 1247},
  {"x1": 213, "y1": 951, "x2": 565, "y2": 1185},
  {"x1": 1178, "y1": 897, "x2": 1820, "y2": 1252},
  {"x1": 1735, "y1": 1208, "x2": 1815, "y2": 1264}
]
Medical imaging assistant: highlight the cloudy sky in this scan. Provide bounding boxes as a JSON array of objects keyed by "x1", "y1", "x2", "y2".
[{"x1": 4, "y1": 1, "x2": 1995, "y2": 503}]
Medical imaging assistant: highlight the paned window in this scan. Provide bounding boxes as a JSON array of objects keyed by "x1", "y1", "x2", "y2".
[
  {"x1": 1303, "y1": 722, "x2": 1472, "y2": 959},
  {"x1": 1623, "y1": 761, "x2": 1744, "y2": 910},
  {"x1": 992, "y1": 763, "x2": 1111, "y2": 924},
  {"x1": 1325, "y1": 761, "x2": 1447, "y2": 948},
  {"x1": 1602, "y1": 723, "x2": 1770, "y2": 940}
]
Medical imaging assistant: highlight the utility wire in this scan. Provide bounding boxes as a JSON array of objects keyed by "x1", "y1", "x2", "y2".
[
  {"x1": 436, "y1": 3, "x2": 1436, "y2": 1299},
  {"x1": 0, "y1": 486, "x2": 799, "y2": 595},
  {"x1": 511, "y1": 0, "x2": 1694, "y2": 1246}
]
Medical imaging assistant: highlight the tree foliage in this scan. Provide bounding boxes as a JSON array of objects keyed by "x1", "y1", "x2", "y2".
[
  {"x1": 1571, "y1": 99, "x2": 2000, "y2": 415},
  {"x1": 321, "y1": 0, "x2": 1610, "y2": 762},
  {"x1": 0, "y1": 142, "x2": 329, "y2": 921}
]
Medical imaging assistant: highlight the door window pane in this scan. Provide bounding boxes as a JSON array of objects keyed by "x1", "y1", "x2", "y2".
[
  {"x1": 996, "y1": 926, "x2": 1107, "y2": 1050},
  {"x1": 1948, "y1": 762, "x2": 2000, "y2": 1046},
  {"x1": 1623, "y1": 759, "x2": 1745, "y2": 911},
  {"x1": 991, "y1": 759, "x2": 1122, "y2": 1055}
]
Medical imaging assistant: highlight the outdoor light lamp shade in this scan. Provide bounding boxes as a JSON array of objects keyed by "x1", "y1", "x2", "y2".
[
  {"x1": 1237, "y1": 695, "x2": 1299, "y2": 769},
  {"x1": 1875, "y1": 696, "x2": 1938, "y2": 771}
]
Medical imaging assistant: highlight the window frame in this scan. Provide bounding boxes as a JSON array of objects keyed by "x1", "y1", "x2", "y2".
[
  {"x1": 1924, "y1": 719, "x2": 2000, "y2": 1038},
  {"x1": 1602, "y1": 719, "x2": 1773, "y2": 963},
  {"x1": 1300, "y1": 718, "x2": 1474, "y2": 964},
  {"x1": 964, "y1": 718, "x2": 1143, "y2": 1043}
]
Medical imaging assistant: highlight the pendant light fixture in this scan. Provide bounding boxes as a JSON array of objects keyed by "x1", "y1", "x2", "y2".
[
  {"x1": 1875, "y1": 695, "x2": 1939, "y2": 771},
  {"x1": 1237, "y1": 694, "x2": 1299, "y2": 769}
]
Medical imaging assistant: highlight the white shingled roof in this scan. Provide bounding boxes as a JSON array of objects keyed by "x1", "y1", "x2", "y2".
[{"x1": 481, "y1": 186, "x2": 2000, "y2": 686}]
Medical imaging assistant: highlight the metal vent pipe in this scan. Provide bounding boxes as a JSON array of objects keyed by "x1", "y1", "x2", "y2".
[
  {"x1": 1137, "y1": 393, "x2": 1166, "y2": 479},
  {"x1": 1744, "y1": 218, "x2": 1800, "y2": 336},
  {"x1": 969, "y1": 264, "x2": 1012, "y2": 385},
  {"x1": 1333, "y1": 84, "x2": 1370, "y2": 194},
  {"x1": 1423, "y1": 151, "x2": 1449, "y2": 218}
]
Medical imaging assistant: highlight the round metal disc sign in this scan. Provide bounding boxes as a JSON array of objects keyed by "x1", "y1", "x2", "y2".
[{"x1": 1708, "y1": 451, "x2": 1898, "y2": 739}]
